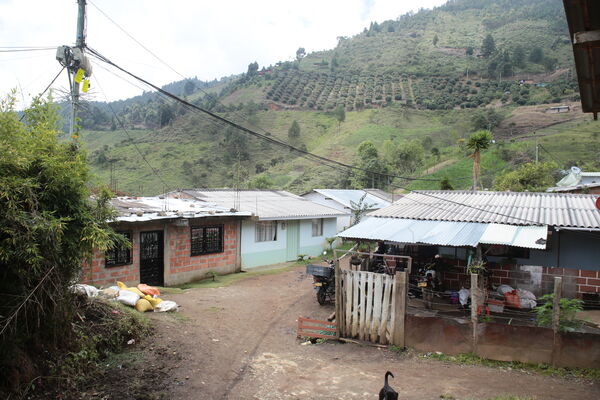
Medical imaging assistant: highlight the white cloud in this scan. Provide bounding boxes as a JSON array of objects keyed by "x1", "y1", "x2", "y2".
[{"x1": 0, "y1": 0, "x2": 446, "y2": 107}]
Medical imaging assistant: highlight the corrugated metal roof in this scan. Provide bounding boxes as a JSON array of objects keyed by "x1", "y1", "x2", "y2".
[
  {"x1": 173, "y1": 189, "x2": 345, "y2": 220},
  {"x1": 337, "y1": 218, "x2": 548, "y2": 249},
  {"x1": 371, "y1": 191, "x2": 600, "y2": 229},
  {"x1": 364, "y1": 189, "x2": 396, "y2": 203},
  {"x1": 310, "y1": 189, "x2": 391, "y2": 209},
  {"x1": 109, "y1": 196, "x2": 252, "y2": 223}
]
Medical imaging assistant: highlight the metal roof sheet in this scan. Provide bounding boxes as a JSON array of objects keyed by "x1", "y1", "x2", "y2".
[
  {"x1": 173, "y1": 189, "x2": 345, "y2": 220},
  {"x1": 310, "y1": 189, "x2": 391, "y2": 209},
  {"x1": 109, "y1": 196, "x2": 252, "y2": 222},
  {"x1": 370, "y1": 191, "x2": 600, "y2": 229},
  {"x1": 338, "y1": 218, "x2": 548, "y2": 249}
]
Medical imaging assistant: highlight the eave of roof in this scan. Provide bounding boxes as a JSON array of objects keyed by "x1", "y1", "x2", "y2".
[{"x1": 368, "y1": 190, "x2": 600, "y2": 229}]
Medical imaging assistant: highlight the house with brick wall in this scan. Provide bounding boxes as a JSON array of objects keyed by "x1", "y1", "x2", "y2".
[
  {"x1": 167, "y1": 189, "x2": 346, "y2": 269},
  {"x1": 338, "y1": 190, "x2": 600, "y2": 304},
  {"x1": 81, "y1": 196, "x2": 251, "y2": 287}
]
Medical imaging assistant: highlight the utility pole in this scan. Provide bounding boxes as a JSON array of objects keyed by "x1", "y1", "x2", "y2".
[
  {"x1": 535, "y1": 139, "x2": 539, "y2": 164},
  {"x1": 71, "y1": 0, "x2": 87, "y2": 137},
  {"x1": 56, "y1": 0, "x2": 91, "y2": 138}
]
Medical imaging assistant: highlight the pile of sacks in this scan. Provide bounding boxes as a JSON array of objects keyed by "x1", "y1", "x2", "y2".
[
  {"x1": 497, "y1": 284, "x2": 537, "y2": 309},
  {"x1": 71, "y1": 282, "x2": 178, "y2": 312}
]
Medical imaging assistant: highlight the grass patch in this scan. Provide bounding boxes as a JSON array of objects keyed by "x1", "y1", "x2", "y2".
[
  {"x1": 155, "y1": 286, "x2": 186, "y2": 294},
  {"x1": 423, "y1": 352, "x2": 600, "y2": 381},
  {"x1": 175, "y1": 264, "x2": 298, "y2": 289}
]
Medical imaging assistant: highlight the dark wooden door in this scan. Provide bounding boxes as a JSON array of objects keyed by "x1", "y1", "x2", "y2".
[{"x1": 139, "y1": 230, "x2": 164, "y2": 287}]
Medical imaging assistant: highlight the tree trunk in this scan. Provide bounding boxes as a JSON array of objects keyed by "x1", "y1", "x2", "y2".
[{"x1": 472, "y1": 150, "x2": 480, "y2": 191}]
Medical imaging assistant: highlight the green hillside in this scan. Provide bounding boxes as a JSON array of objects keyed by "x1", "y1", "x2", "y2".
[{"x1": 74, "y1": 0, "x2": 600, "y2": 196}]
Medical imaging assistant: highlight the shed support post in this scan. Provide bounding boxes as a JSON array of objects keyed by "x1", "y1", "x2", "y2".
[
  {"x1": 470, "y1": 273, "x2": 481, "y2": 353},
  {"x1": 551, "y1": 276, "x2": 562, "y2": 366},
  {"x1": 334, "y1": 249, "x2": 342, "y2": 338},
  {"x1": 392, "y1": 270, "x2": 407, "y2": 347}
]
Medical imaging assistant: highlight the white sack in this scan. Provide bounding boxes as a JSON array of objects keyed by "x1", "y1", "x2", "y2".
[
  {"x1": 116, "y1": 290, "x2": 139, "y2": 307},
  {"x1": 70, "y1": 284, "x2": 99, "y2": 297},
  {"x1": 458, "y1": 288, "x2": 470, "y2": 306},
  {"x1": 154, "y1": 300, "x2": 178, "y2": 312}
]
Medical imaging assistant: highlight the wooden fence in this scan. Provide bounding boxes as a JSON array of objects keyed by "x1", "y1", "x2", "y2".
[{"x1": 337, "y1": 269, "x2": 407, "y2": 345}]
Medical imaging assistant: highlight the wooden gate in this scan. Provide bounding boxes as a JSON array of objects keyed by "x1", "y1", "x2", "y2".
[{"x1": 339, "y1": 270, "x2": 397, "y2": 344}]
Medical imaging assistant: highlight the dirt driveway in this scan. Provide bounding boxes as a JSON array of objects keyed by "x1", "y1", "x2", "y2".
[{"x1": 136, "y1": 266, "x2": 598, "y2": 400}]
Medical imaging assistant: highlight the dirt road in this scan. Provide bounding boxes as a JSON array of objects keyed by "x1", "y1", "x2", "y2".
[{"x1": 125, "y1": 266, "x2": 598, "y2": 399}]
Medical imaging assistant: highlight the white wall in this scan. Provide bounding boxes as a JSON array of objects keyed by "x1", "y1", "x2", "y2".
[{"x1": 302, "y1": 192, "x2": 351, "y2": 232}]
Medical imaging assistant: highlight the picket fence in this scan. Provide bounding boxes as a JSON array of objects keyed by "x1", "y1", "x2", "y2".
[{"x1": 339, "y1": 270, "x2": 400, "y2": 345}]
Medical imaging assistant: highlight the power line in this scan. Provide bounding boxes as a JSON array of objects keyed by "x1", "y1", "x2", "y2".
[
  {"x1": 0, "y1": 47, "x2": 55, "y2": 53},
  {"x1": 86, "y1": 47, "x2": 477, "y2": 184},
  {"x1": 84, "y1": 50, "x2": 600, "y2": 233},
  {"x1": 19, "y1": 67, "x2": 66, "y2": 122},
  {"x1": 83, "y1": 3, "x2": 474, "y2": 183},
  {"x1": 88, "y1": 0, "x2": 184, "y2": 79},
  {"x1": 538, "y1": 144, "x2": 567, "y2": 166},
  {"x1": 93, "y1": 75, "x2": 171, "y2": 192}
]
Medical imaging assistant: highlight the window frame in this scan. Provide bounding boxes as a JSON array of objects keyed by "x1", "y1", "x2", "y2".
[
  {"x1": 105, "y1": 231, "x2": 132, "y2": 267},
  {"x1": 191, "y1": 225, "x2": 224, "y2": 256},
  {"x1": 255, "y1": 221, "x2": 278, "y2": 243},
  {"x1": 311, "y1": 218, "x2": 324, "y2": 237}
]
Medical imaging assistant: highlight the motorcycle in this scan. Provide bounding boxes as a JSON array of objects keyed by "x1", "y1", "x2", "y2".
[
  {"x1": 410, "y1": 265, "x2": 442, "y2": 309},
  {"x1": 306, "y1": 260, "x2": 335, "y2": 305}
]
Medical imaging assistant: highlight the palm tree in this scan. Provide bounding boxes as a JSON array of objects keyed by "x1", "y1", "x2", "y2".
[{"x1": 466, "y1": 130, "x2": 492, "y2": 190}]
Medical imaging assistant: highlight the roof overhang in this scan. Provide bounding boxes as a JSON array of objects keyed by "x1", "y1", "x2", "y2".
[
  {"x1": 338, "y1": 217, "x2": 548, "y2": 250},
  {"x1": 563, "y1": 0, "x2": 600, "y2": 119},
  {"x1": 258, "y1": 214, "x2": 344, "y2": 221}
]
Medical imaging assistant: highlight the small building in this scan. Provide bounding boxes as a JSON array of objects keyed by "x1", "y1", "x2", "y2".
[
  {"x1": 169, "y1": 189, "x2": 345, "y2": 269},
  {"x1": 81, "y1": 196, "x2": 252, "y2": 287},
  {"x1": 546, "y1": 105, "x2": 570, "y2": 113},
  {"x1": 338, "y1": 190, "x2": 600, "y2": 301},
  {"x1": 548, "y1": 171, "x2": 600, "y2": 194},
  {"x1": 301, "y1": 189, "x2": 393, "y2": 231}
]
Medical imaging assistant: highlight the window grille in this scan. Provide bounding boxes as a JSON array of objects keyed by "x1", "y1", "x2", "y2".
[
  {"x1": 191, "y1": 225, "x2": 224, "y2": 256},
  {"x1": 105, "y1": 232, "x2": 132, "y2": 267}
]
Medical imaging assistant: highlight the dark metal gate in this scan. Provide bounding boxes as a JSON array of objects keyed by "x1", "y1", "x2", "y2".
[{"x1": 140, "y1": 230, "x2": 164, "y2": 287}]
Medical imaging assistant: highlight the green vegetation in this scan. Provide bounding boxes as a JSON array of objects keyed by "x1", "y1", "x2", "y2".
[
  {"x1": 68, "y1": 0, "x2": 596, "y2": 195},
  {"x1": 423, "y1": 352, "x2": 600, "y2": 381},
  {"x1": 175, "y1": 264, "x2": 298, "y2": 289},
  {"x1": 494, "y1": 162, "x2": 558, "y2": 192},
  {"x1": 0, "y1": 93, "x2": 134, "y2": 395},
  {"x1": 535, "y1": 294, "x2": 584, "y2": 331}
]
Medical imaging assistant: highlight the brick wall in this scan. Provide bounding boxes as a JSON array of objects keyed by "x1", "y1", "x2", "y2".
[
  {"x1": 165, "y1": 221, "x2": 239, "y2": 286},
  {"x1": 438, "y1": 260, "x2": 600, "y2": 298},
  {"x1": 81, "y1": 219, "x2": 240, "y2": 287}
]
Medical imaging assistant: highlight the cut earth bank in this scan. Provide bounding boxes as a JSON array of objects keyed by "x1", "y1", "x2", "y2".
[{"x1": 86, "y1": 265, "x2": 600, "y2": 400}]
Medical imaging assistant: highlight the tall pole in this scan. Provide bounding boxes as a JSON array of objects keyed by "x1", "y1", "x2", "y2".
[
  {"x1": 535, "y1": 139, "x2": 539, "y2": 164},
  {"x1": 70, "y1": 0, "x2": 87, "y2": 137}
]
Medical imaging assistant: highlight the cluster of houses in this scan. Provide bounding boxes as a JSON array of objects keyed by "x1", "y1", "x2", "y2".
[
  {"x1": 82, "y1": 186, "x2": 600, "y2": 303},
  {"x1": 82, "y1": 188, "x2": 390, "y2": 287}
]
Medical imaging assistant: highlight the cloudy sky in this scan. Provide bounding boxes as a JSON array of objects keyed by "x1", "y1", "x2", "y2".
[{"x1": 0, "y1": 0, "x2": 447, "y2": 107}]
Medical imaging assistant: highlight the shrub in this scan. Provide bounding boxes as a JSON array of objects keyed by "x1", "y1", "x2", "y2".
[{"x1": 536, "y1": 294, "x2": 583, "y2": 331}]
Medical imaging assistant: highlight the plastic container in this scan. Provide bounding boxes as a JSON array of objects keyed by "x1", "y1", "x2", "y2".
[
  {"x1": 450, "y1": 291, "x2": 459, "y2": 304},
  {"x1": 306, "y1": 264, "x2": 334, "y2": 278}
]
